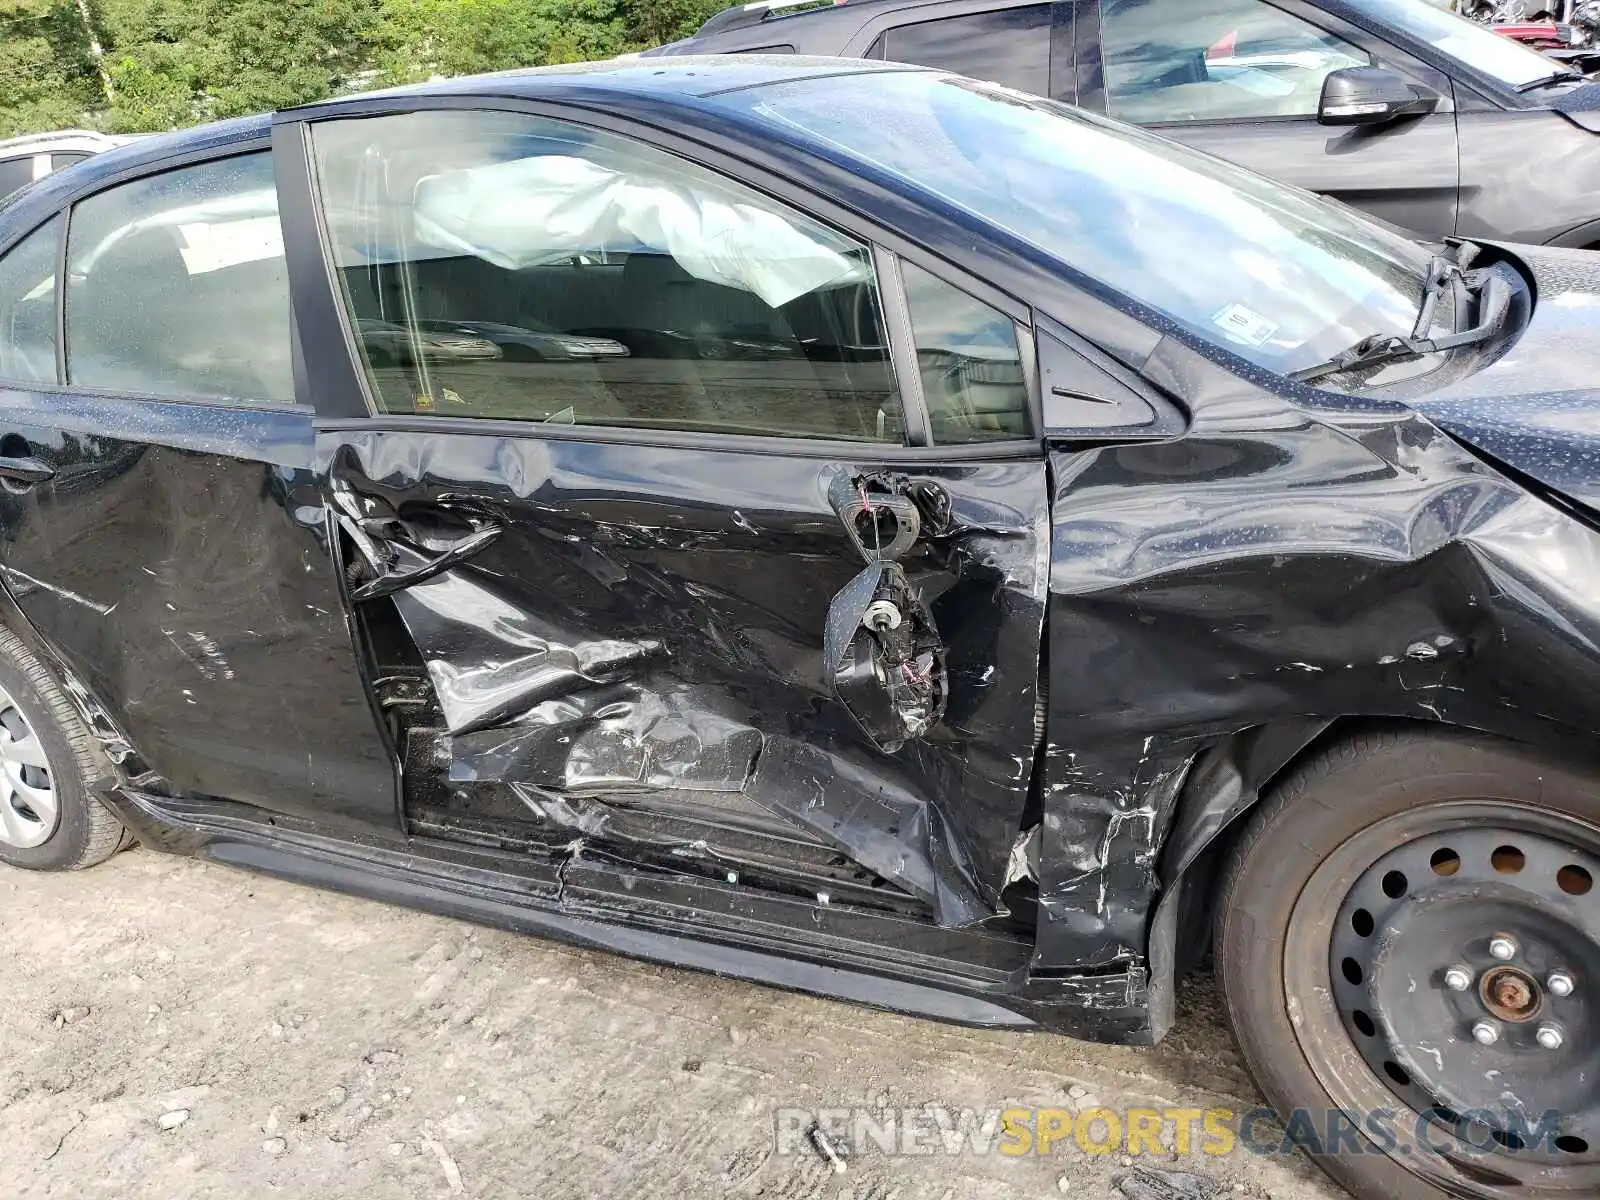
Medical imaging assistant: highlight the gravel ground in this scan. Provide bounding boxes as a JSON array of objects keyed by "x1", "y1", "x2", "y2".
[{"x1": 0, "y1": 847, "x2": 1346, "y2": 1200}]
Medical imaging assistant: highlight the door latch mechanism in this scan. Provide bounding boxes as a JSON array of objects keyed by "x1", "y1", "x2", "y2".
[{"x1": 823, "y1": 471, "x2": 950, "y2": 752}]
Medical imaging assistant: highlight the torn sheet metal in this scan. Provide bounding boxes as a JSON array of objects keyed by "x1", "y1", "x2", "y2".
[
  {"x1": 328, "y1": 436, "x2": 1049, "y2": 931},
  {"x1": 448, "y1": 685, "x2": 759, "y2": 793},
  {"x1": 390, "y1": 566, "x2": 667, "y2": 738},
  {"x1": 445, "y1": 706, "x2": 989, "y2": 923},
  {"x1": 1003, "y1": 825, "x2": 1041, "y2": 890}
]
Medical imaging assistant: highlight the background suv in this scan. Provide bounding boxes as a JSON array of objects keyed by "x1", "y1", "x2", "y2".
[{"x1": 654, "y1": 0, "x2": 1600, "y2": 247}]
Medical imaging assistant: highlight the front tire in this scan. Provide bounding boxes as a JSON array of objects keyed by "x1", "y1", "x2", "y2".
[
  {"x1": 1217, "y1": 727, "x2": 1600, "y2": 1198},
  {"x1": 0, "y1": 625, "x2": 125, "y2": 871}
]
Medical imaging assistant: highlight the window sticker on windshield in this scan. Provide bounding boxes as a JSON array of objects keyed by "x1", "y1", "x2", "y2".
[{"x1": 1212, "y1": 303, "x2": 1280, "y2": 348}]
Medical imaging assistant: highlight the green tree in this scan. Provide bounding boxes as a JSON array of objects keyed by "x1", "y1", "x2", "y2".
[
  {"x1": 374, "y1": 0, "x2": 624, "y2": 83},
  {"x1": 97, "y1": 0, "x2": 382, "y2": 131},
  {"x1": 0, "y1": 0, "x2": 741, "y2": 136},
  {"x1": 620, "y1": 0, "x2": 727, "y2": 49},
  {"x1": 0, "y1": 0, "x2": 103, "y2": 136},
  {"x1": 372, "y1": 0, "x2": 731, "y2": 84}
]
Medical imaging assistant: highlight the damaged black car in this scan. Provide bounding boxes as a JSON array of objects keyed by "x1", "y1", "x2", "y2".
[{"x1": 0, "y1": 56, "x2": 1596, "y2": 1199}]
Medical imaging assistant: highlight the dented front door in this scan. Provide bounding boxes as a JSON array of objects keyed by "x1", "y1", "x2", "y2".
[
  {"x1": 325, "y1": 432, "x2": 1049, "y2": 926},
  {"x1": 293, "y1": 102, "x2": 1051, "y2": 926}
]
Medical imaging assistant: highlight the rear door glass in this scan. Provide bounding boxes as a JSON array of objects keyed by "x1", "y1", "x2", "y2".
[{"x1": 64, "y1": 152, "x2": 294, "y2": 403}]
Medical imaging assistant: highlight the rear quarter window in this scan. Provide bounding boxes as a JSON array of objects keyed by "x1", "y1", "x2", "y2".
[
  {"x1": 0, "y1": 217, "x2": 62, "y2": 386},
  {"x1": 64, "y1": 152, "x2": 294, "y2": 404}
]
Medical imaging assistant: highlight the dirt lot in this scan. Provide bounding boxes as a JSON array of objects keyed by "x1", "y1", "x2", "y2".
[{"x1": 0, "y1": 847, "x2": 1345, "y2": 1200}]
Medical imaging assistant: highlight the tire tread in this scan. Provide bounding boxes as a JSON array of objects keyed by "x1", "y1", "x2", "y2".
[{"x1": 0, "y1": 623, "x2": 124, "y2": 870}]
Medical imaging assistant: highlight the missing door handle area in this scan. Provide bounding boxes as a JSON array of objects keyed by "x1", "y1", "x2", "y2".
[{"x1": 828, "y1": 471, "x2": 922, "y2": 563}]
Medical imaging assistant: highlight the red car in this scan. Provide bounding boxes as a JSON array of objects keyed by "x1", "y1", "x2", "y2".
[{"x1": 1494, "y1": 20, "x2": 1574, "y2": 48}]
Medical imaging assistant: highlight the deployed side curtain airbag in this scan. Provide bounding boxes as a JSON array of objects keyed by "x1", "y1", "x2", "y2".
[{"x1": 410, "y1": 155, "x2": 869, "y2": 308}]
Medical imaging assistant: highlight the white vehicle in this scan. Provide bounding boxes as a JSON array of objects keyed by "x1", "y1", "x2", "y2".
[{"x1": 0, "y1": 131, "x2": 128, "y2": 205}]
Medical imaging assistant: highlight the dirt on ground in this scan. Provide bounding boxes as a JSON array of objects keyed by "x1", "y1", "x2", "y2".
[{"x1": 0, "y1": 848, "x2": 1346, "y2": 1200}]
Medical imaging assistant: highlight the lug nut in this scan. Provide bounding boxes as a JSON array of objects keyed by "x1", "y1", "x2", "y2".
[
  {"x1": 1471, "y1": 1019, "x2": 1501, "y2": 1046},
  {"x1": 1489, "y1": 935, "x2": 1518, "y2": 961},
  {"x1": 1537, "y1": 1023, "x2": 1565, "y2": 1051},
  {"x1": 1548, "y1": 971, "x2": 1576, "y2": 998},
  {"x1": 1444, "y1": 965, "x2": 1474, "y2": 992}
]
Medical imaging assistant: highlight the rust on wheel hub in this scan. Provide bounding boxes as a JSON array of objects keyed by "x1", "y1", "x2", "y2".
[{"x1": 1481, "y1": 965, "x2": 1543, "y2": 1023}]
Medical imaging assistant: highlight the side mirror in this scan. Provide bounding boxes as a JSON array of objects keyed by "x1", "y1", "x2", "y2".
[{"x1": 1318, "y1": 66, "x2": 1442, "y2": 127}]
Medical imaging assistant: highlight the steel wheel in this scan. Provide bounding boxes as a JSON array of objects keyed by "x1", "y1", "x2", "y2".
[
  {"x1": 1287, "y1": 799, "x2": 1600, "y2": 1192},
  {"x1": 0, "y1": 683, "x2": 57, "y2": 849}
]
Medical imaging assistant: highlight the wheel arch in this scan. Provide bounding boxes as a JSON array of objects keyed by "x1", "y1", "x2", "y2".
[
  {"x1": 1143, "y1": 712, "x2": 1600, "y2": 1039},
  {"x1": 0, "y1": 581, "x2": 142, "y2": 783}
]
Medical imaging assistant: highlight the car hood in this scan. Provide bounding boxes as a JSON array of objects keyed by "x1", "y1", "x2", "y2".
[{"x1": 1404, "y1": 244, "x2": 1600, "y2": 513}]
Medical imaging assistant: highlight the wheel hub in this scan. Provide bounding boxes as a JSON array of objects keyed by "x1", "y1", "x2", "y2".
[
  {"x1": 0, "y1": 684, "x2": 56, "y2": 850},
  {"x1": 1481, "y1": 964, "x2": 1542, "y2": 1022},
  {"x1": 1330, "y1": 823, "x2": 1600, "y2": 1160}
]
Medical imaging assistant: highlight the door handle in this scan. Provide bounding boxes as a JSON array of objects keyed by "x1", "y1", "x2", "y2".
[{"x1": 0, "y1": 455, "x2": 54, "y2": 487}]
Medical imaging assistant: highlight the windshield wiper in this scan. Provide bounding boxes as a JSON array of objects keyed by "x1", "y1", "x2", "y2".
[
  {"x1": 1409, "y1": 249, "x2": 1467, "y2": 341},
  {"x1": 1291, "y1": 255, "x2": 1508, "y2": 386},
  {"x1": 1518, "y1": 70, "x2": 1579, "y2": 93}
]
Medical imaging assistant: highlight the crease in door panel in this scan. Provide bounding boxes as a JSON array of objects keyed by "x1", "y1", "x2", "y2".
[
  {"x1": 380, "y1": 557, "x2": 992, "y2": 924},
  {"x1": 331, "y1": 441, "x2": 1048, "y2": 933}
]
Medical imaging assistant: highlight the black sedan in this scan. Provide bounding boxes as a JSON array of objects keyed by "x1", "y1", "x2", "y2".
[{"x1": 0, "y1": 56, "x2": 1596, "y2": 1200}]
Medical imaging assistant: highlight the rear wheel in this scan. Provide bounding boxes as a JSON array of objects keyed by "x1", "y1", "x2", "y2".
[
  {"x1": 1217, "y1": 728, "x2": 1600, "y2": 1198},
  {"x1": 0, "y1": 625, "x2": 125, "y2": 871}
]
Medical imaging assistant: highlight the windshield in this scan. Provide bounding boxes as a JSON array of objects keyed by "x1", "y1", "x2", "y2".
[
  {"x1": 1348, "y1": 0, "x2": 1567, "y2": 89},
  {"x1": 725, "y1": 71, "x2": 1434, "y2": 378}
]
